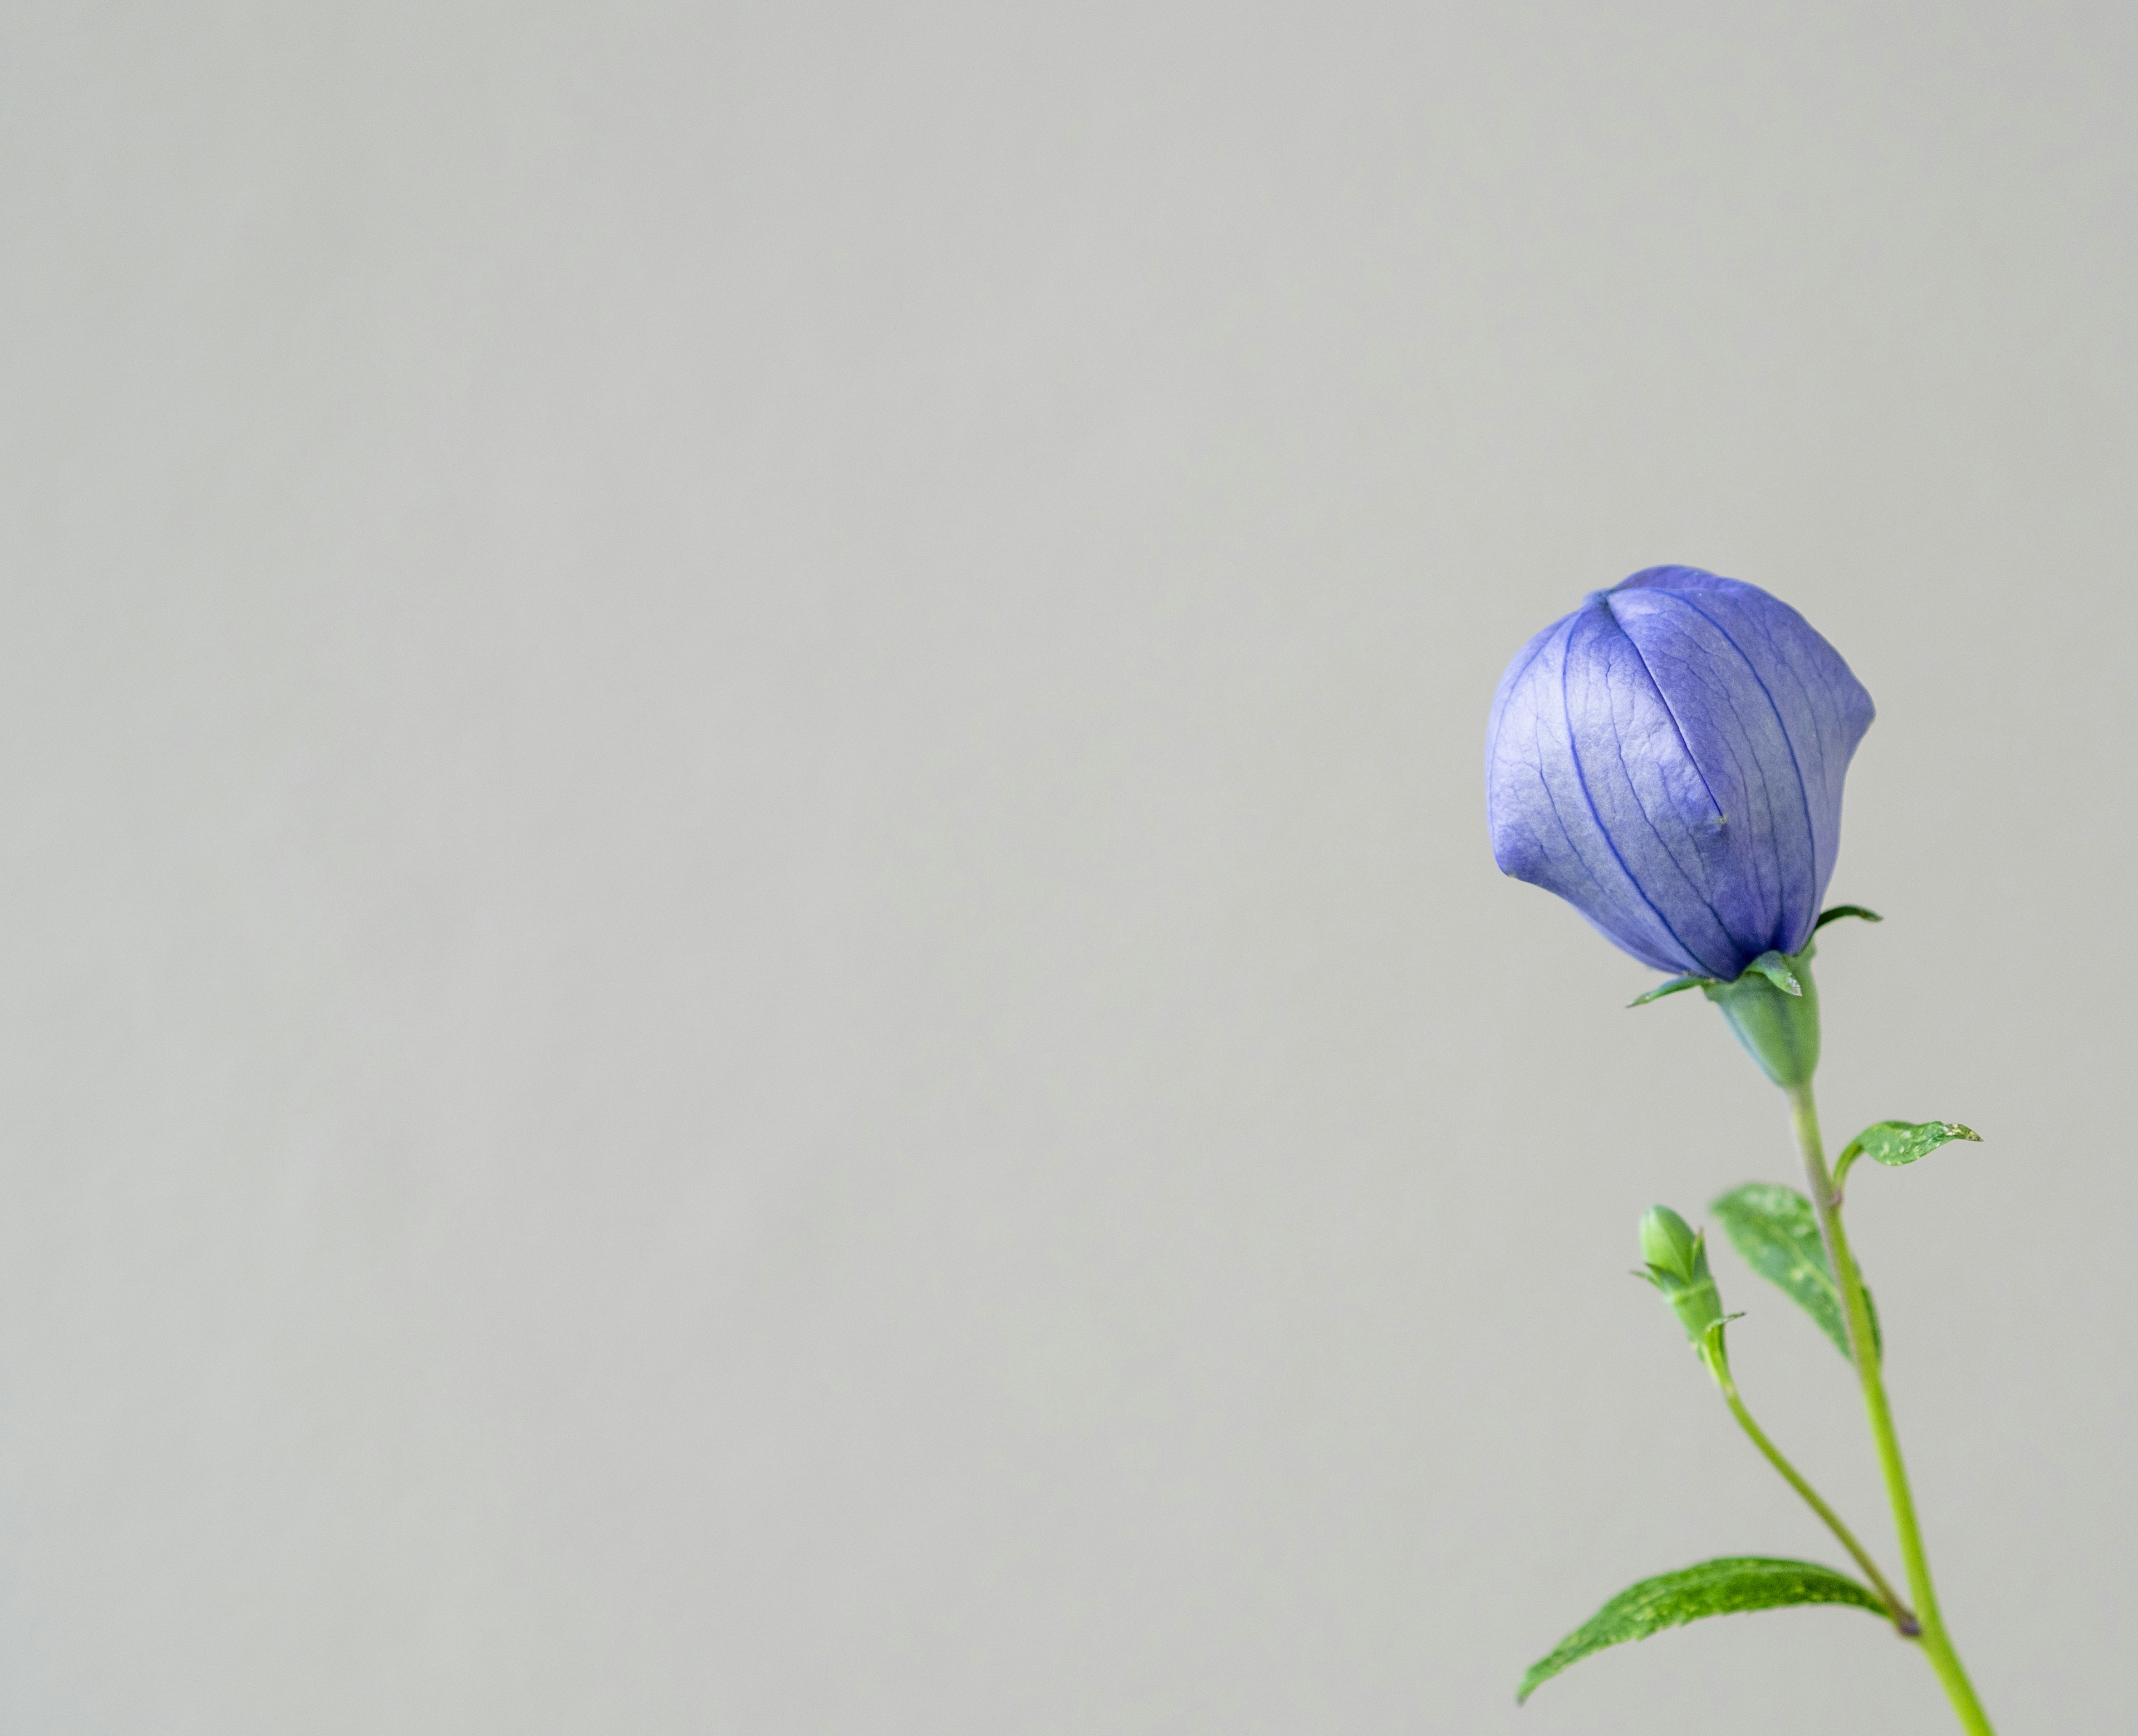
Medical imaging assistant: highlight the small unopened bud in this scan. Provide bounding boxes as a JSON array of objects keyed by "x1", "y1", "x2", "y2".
[
  {"x1": 1640, "y1": 1206, "x2": 1702, "y2": 1285},
  {"x1": 1638, "y1": 1206, "x2": 1724, "y2": 1345}
]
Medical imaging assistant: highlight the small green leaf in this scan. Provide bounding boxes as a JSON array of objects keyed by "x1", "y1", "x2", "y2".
[
  {"x1": 1743, "y1": 950, "x2": 1802, "y2": 995},
  {"x1": 1709, "y1": 1183, "x2": 1880, "y2": 1362},
  {"x1": 1517, "y1": 1557, "x2": 1886, "y2": 1703},
  {"x1": 1629, "y1": 974, "x2": 1711, "y2": 1007},
  {"x1": 1831, "y1": 1121, "x2": 1981, "y2": 1193},
  {"x1": 1813, "y1": 904, "x2": 1884, "y2": 931},
  {"x1": 1854, "y1": 1120, "x2": 1980, "y2": 1168}
]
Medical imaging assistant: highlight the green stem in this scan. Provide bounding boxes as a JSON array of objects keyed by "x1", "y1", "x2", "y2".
[
  {"x1": 1786, "y1": 1081, "x2": 1995, "y2": 1736},
  {"x1": 1700, "y1": 1335, "x2": 1917, "y2": 1634}
]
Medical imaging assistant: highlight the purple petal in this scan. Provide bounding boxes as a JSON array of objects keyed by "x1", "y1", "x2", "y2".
[{"x1": 1486, "y1": 567, "x2": 1874, "y2": 980}]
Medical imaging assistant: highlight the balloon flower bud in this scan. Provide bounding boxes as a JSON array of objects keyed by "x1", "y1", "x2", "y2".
[
  {"x1": 1637, "y1": 1205, "x2": 1724, "y2": 1345},
  {"x1": 1485, "y1": 567, "x2": 1874, "y2": 1087}
]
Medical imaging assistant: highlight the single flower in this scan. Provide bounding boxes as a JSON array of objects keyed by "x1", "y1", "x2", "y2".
[{"x1": 1485, "y1": 566, "x2": 1874, "y2": 982}]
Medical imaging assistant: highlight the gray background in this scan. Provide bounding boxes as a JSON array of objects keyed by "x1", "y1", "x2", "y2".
[{"x1": 1, "y1": 2, "x2": 2130, "y2": 1730}]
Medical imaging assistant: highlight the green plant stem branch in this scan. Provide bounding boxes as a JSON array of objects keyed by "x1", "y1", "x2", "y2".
[
  {"x1": 1699, "y1": 1337, "x2": 1916, "y2": 1633},
  {"x1": 1786, "y1": 1081, "x2": 1995, "y2": 1736}
]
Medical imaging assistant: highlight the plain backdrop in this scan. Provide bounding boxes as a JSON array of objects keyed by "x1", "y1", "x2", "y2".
[{"x1": 1, "y1": 2, "x2": 2132, "y2": 1731}]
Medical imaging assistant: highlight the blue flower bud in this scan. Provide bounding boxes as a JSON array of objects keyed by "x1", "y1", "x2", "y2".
[{"x1": 1485, "y1": 567, "x2": 1874, "y2": 982}]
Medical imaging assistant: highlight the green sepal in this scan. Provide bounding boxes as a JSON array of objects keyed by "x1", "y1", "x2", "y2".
[
  {"x1": 1516, "y1": 1557, "x2": 1887, "y2": 1703},
  {"x1": 1708, "y1": 1182, "x2": 1881, "y2": 1364},
  {"x1": 1639, "y1": 1263, "x2": 1725, "y2": 1347},
  {"x1": 1703, "y1": 945, "x2": 1822, "y2": 1087},
  {"x1": 1743, "y1": 950, "x2": 1803, "y2": 996},
  {"x1": 1629, "y1": 974, "x2": 1712, "y2": 1007},
  {"x1": 1813, "y1": 904, "x2": 1884, "y2": 931}
]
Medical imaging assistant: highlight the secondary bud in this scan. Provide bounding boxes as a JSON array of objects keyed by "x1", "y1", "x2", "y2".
[
  {"x1": 1638, "y1": 1206, "x2": 1724, "y2": 1345},
  {"x1": 1640, "y1": 1206, "x2": 1701, "y2": 1284}
]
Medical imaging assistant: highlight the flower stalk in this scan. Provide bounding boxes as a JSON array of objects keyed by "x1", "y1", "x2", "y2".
[
  {"x1": 1696, "y1": 1324, "x2": 1916, "y2": 1635},
  {"x1": 1785, "y1": 1081, "x2": 1995, "y2": 1736}
]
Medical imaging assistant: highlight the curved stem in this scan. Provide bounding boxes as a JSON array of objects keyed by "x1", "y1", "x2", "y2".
[
  {"x1": 1700, "y1": 1335, "x2": 1916, "y2": 1633},
  {"x1": 1786, "y1": 1082, "x2": 1996, "y2": 1735}
]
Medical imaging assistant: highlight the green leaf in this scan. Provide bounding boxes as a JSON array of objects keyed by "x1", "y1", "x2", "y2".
[
  {"x1": 1708, "y1": 1183, "x2": 1880, "y2": 1362},
  {"x1": 1629, "y1": 973, "x2": 1711, "y2": 1007},
  {"x1": 1853, "y1": 1120, "x2": 1980, "y2": 1168},
  {"x1": 1813, "y1": 904, "x2": 1884, "y2": 931},
  {"x1": 1831, "y1": 1120, "x2": 1980, "y2": 1194},
  {"x1": 1517, "y1": 1557, "x2": 1886, "y2": 1703}
]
